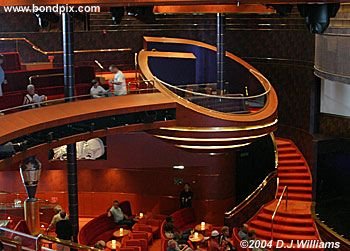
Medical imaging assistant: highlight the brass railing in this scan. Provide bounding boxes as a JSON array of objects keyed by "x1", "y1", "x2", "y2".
[
  {"x1": 0, "y1": 37, "x2": 131, "y2": 55},
  {"x1": 154, "y1": 73, "x2": 271, "y2": 100},
  {"x1": 271, "y1": 185, "x2": 288, "y2": 240},
  {"x1": 0, "y1": 227, "x2": 101, "y2": 251}
]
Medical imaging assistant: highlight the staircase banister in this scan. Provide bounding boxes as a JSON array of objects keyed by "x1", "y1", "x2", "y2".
[{"x1": 225, "y1": 171, "x2": 277, "y2": 218}]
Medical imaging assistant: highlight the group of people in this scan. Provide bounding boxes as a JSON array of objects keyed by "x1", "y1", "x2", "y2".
[
  {"x1": 0, "y1": 54, "x2": 127, "y2": 108},
  {"x1": 48, "y1": 205, "x2": 73, "y2": 251},
  {"x1": 90, "y1": 65, "x2": 127, "y2": 98},
  {"x1": 165, "y1": 219, "x2": 236, "y2": 251}
]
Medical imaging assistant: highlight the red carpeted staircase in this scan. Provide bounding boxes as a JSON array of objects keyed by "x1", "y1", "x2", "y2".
[{"x1": 247, "y1": 138, "x2": 323, "y2": 250}]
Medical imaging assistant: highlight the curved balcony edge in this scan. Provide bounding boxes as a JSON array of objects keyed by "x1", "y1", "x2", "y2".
[{"x1": 138, "y1": 36, "x2": 278, "y2": 126}]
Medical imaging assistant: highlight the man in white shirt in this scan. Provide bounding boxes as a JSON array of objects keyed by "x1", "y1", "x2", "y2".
[
  {"x1": 90, "y1": 79, "x2": 109, "y2": 98},
  {"x1": 107, "y1": 200, "x2": 134, "y2": 228},
  {"x1": 23, "y1": 84, "x2": 47, "y2": 108},
  {"x1": 109, "y1": 65, "x2": 127, "y2": 96},
  {"x1": 0, "y1": 54, "x2": 8, "y2": 96}
]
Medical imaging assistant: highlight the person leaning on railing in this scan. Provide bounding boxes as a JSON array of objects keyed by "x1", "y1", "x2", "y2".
[
  {"x1": 90, "y1": 79, "x2": 110, "y2": 98},
  {"x1": 23, "y1": 84, "x2": 47, "y2": 109}
]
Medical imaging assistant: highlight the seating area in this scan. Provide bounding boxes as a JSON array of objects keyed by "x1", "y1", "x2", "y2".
[
  {"x1": 0, "y1": 52, "x2": 97, "y2": 110},
  {"x1": 79, "y1": 201, "x2": 165, "y2": 251},
  {"x1": 0, "y1": 52, "x2": 154, "y2": 112},
  {"x1": 160, "y1": 208, "x2": 196, "y2": 239}
]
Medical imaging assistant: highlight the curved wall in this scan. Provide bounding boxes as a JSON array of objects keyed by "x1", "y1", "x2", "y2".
[{"x1": 0, "y1": 132, "x2": 236, "y2": 225}]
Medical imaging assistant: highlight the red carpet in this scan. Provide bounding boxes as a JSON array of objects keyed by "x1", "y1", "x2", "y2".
[{"x1": 247, "y1": 138, "x2": 323, "y2": 250}]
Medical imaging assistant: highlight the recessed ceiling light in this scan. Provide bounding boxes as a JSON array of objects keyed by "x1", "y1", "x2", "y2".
[{"x1": 173, "y1": 165, "x2": 184, "y2": 170}]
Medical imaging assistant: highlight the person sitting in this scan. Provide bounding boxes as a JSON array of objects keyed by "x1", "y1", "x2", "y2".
[
  {"x1": 109, "y1": 65, "x2": 127, "y2": 96},
  {"x1": 164, "y1": 216, "x2": 178, "y2": 239},
  {"x1": 90, "y1": 79, "x2": 109, "y2": 98},
  {"x1": 247, "y1": 230, "x2": 267, "y2": 251},
  {"x1": 208, "y1": 230, "x2": 221, "y2": 251},
  {"x1": 219, "y1": 226, "x2": 235, "y2": 251},
  {"x1": 238, "y1": 224, "x2": 249, "y2": 240},
  {"x1": 107, "y1": 200, "x2": 134, "y2": 228},
  {"x1": 48, "y1": 205, "x2": 68, "y2": 231},
  {"x1": 23, "y1": 84, "x2": 47, "y2": 108},
  {"x1": 167, "y1": 239, "x2": 192, "y2": 251},
  {"x1": 94, "y1": 240, "x2": 106, "y2": 250},
  {"x1": 164, "y1": 216, "x2": 190, "y2": 244}
]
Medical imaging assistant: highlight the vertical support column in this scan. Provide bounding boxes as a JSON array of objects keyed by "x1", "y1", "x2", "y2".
[
  {"x1": 216, "y1": 13, "x2": 225, "y2": 96},
  {"x1": 62, "y1": 12, "x2": 79, "y2": 241},
  {"x1": 63, "y1": 12, "x2": 75, "y2": 101}
]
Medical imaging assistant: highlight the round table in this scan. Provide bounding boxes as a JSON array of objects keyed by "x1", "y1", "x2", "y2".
[
  {"x1": 106, "y1": 240, "x2": 121, "y2": 250},
  {"x1": 189, "y1": 233, "x2": 204, "y2": 250},
  {"x1": 113, "y1": 229, "x2": 130, "y2": 242},
  {"x1": 194, "y1": 223, "x2": 213, "y2": 233}
]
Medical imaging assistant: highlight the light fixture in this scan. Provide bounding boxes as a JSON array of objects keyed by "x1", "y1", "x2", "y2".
[{"x1": 173, "y1": 165, "x2": 185, "y2": 170}]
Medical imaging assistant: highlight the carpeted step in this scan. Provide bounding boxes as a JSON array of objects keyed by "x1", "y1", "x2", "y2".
[
  {"x1": 277, "y1": 147, "x2": 297, "y2": 154},
  {"x1": 255, "y1": 212, "x2": 314, "y2": 227},
  {"x1": 253, "y1": 228, "x2": 318, "y2": 242},
  {"x1": 278, "y1": 166, "x2": 309, "y2": 173},
  {"x1": 250, "y1": 220, "x2": 316, "y2": 235},
  {"x1": 278, "y1": 154, "x2": 303, "y2": 160},
  {"x1": 279, "y1": 179, "x2": 312, "y2": 187},
  {"x1": 276, "y1": 141, "x2": 293, "y2": 148},
  {"x1": 278, "y1": 159, "x2": 305, "y2": 166},
  {"x1": 275, "y1": 192, "x2": 312, "y2": 201},
  {"x1": 278, "y1": 173, "x2": 311, "y2": 180},
  {"x1": 278, "y1": 186, "x2": 312, "y2": 193},
  {"x1": 261, "y1": 207, "x2": 312, "y2": 219}
]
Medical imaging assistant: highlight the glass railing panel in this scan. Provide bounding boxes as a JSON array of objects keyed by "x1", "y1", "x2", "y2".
[{"x1": 154, "y1": 77, "x2": 269, "y2": 114}]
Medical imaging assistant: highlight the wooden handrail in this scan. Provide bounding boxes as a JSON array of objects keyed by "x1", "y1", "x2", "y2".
[
  {"x1": 138, "y1": 37, "x2": 278, "y2": 123},
  {"x1": 225, "y1": 171, "x2": 277, "y2": 217},
  {"x1": 0, "y1": 37, "x2": 131, "y2": 55},
  {"x1": 271, "y1": 185, "x2": 288, "y2": 240}
]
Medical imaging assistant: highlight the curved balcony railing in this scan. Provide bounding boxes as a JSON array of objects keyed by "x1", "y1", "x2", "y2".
[
  {"x1": 0, "y1": 80, "x2": 157, "y2": 115},
  {"x1": 0, "y1": 227, "x2": 100, "y2": 251},
  {"x1": 138, "y1": 37, "x2": 278, "y2": 125},
  {"x1": 154, "y1": 68, "x2": 270, "y2": 114}
]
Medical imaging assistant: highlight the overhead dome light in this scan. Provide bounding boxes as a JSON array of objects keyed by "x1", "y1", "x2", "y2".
[{"x1": 173, "y1": 165, "x2": 185, "y2": 170}]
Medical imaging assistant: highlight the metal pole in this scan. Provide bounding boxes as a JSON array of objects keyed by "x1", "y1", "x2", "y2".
[
  {"x1": 63, "y1": 12, "x2": 75, "y2": 101},
  {"x1": 62, "y1": 12, "x2": 79, "y2": 241},
  {"x1": 216, "y1": 13, "x2": 225, "y2": 96}
]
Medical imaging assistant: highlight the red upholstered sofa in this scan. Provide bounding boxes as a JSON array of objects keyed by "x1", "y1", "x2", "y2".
[
  {"x1": 79, "y1": 212, "x2": 117, "y2": 246},
  {"x1": 160, "y1": 208, "x2": 196, "y2": 240},
  {"x1": 78, "y1": 201, "x2": 133, "y2": 246}
]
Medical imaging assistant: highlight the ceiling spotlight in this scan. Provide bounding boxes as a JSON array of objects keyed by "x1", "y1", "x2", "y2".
[{"x1": 173, "y1": 165, "x2": 185, "y2": 170}]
